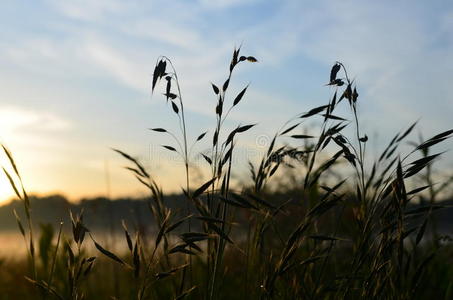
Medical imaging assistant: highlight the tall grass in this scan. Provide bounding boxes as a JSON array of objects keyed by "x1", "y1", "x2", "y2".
[{"x1": 2, "y1": 48, "x2": 453, "y2": 300}]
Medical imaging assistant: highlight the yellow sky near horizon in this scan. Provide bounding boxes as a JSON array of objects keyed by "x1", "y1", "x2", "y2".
[{"x1": 0, "y1": 141, "x2": 214, "y2": 205}]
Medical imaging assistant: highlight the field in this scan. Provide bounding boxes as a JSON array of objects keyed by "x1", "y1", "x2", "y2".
[{"x1": 1, "y1": 48, "x2": 452, "y2": 300}]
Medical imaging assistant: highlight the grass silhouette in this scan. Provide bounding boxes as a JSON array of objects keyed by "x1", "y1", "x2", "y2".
[{"x1": 2, "y1": 48, "x2": 453, "y2": 300}]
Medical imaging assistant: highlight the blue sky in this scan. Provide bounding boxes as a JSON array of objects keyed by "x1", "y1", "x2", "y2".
[{"x1": 0, "y1": 0, "x2": 452, "y2": 202}]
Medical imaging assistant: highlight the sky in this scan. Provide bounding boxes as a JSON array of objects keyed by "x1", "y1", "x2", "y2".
[{"x1": 0, "y1": 0, "x2": 452, "y2": 204}]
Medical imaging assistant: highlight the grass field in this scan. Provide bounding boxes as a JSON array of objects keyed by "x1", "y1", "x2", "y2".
[{"x1": 1, "y1": 48, "x2": 452, "y2": 300}]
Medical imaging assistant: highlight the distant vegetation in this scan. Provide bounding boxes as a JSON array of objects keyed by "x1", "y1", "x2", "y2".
[
  {"x1": 1, "y1": 48, "x2": 452, "y2": 299},
  {"x1": 1, "y1": 194, "x2": 452, "y2": 235}
]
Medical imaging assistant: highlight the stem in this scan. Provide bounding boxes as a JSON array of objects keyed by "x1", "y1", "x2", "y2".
[
  {"x1": 209, "y1": 141, "x2": 234, "y2": 300},
  {"x1": 43, "y1": 221, "x2": 63, "y2": 300},
  {"x1": 164, "y1": 57, "x2": 193, "y2": 291}
]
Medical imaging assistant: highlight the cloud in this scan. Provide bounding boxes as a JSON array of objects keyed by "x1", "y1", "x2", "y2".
[
  {"x1": 0, "y1": 106, "x2": 71, "y2": 137},
  {"x1": 198, "y1": 0, "x2": 261, "y2": 9},
  {"x1": 269, "y1": 0, "x2": 453, "y2": 134},
  {"x1": 46, "y1": 0, "x2": 130, "y2": 22},
  {"x1": 120, "y1": 19, "x2": 202, "y2": 50},
  {"x1": 30, "y1": 1, "x2": 453, "y2": 144},
  {"x1": 82, "y1": 40, "x2": 151, "y2": 92}
]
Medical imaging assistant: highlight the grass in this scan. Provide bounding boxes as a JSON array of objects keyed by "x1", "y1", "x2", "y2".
[{"x1": 1, "y1": 47, "x2": 453, "y2": 300}]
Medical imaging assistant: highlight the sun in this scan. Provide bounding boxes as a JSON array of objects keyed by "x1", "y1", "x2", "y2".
[
  {"x1": 0, "y1": 173, "x2": 15, "y2": 205},
  {"x1": 0, "y1": 151, "x2": 17, "y2": 205}
]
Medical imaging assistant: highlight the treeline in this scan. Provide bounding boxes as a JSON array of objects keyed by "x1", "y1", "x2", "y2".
[
  {"x1": 0, "y1": 194, "x2": 176, "y2": 233},
  {"x1": 1, "y1": 193, "x2": 452, "y2": 235}
]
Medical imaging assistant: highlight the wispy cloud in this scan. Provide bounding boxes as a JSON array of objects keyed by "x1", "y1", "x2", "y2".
[
  {"x1": 46, "y1": 0, "x2": 130, "y2": 22},
  {"x1": 121, "y1": 19, "x2": 203, "y2": 50},
  {"x1": 0, "y1": 106, "x2": 71, "y2": 140},
  {"x1": 198, "y1": 0, "x2": 262, "y2": 9},
  {"x1": 83, "y1": 41, "x2": 151, "y2": 92}
]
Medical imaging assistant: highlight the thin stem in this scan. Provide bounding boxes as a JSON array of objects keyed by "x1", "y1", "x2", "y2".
[
  {"x1": 44, "y1": 221, "x2": 63, "y2": 300},
  {"x1": 210, "y1": 141, "x2": 234, "y2": 300},
  {"x1": 163, "y1": 57, "x2": 193, "y2": 290}
]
